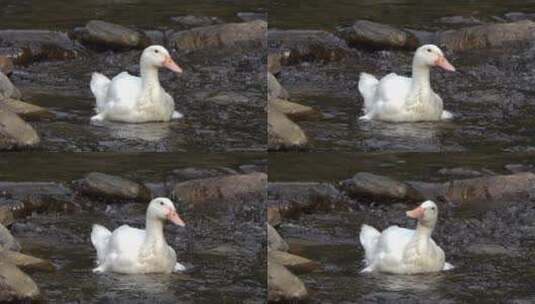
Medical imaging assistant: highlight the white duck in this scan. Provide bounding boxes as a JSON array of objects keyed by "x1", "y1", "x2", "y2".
[
  {"x1": 90, "y1": 45, "x2": 184, "y2": 123},
  {"x1": 358, "y1": 44, "x2": 456, "y2": 122},
  {"x1": 359, "y1": 200, "x2": 453, "y2": 274},
  {"x1": 91, "y1": 197, "x2": 187, "y2": 274}
]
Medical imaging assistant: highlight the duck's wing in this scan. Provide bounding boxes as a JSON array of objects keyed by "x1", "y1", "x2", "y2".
[
  {"x1": 106, "y1": 72, "x2": 142, "y2": 108},
  {"x1": 90, "y1": 73, "x2": 111, "y2": 112},
  {"x1": 107, "y1": 225, "x2": 145, "y2": 256},
  {"x1": 375, "y1": 226, "x2": 414, "y2": 261},
  {"x1": 358, "y1": 73, "x2": 379, "y2": 113},
  {"x1": 91, "y1": 224, "x2": 112, "y2": 264},
  {"x1": 359, "y1": 224, "x2": 381, "y2": 265},
  {"x1": 375, "y1": 73, "x2": 412, "y2": 108}
]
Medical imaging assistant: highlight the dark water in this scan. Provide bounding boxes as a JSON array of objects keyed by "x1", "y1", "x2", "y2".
[
  {"x1": 270, "y1": 152, "x2": 535, "y2": 303},
  {"x1": 270, "y1": 0, "x2": 535, "y2": 30},
  {"x1": 2, "y1": 152, "x2": 266, "y2": 303},
  {"x1": 0, "y1": 0, "x2": 265, "y2": 29}
]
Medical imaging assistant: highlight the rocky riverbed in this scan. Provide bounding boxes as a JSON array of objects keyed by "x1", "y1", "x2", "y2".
[
  {"x1": 0, "y1": 153, "x2": 266, "y2": 303},
  {"x1": 0, "y1": 13, "x2": 266, "y2": 152},
  {"x1": 267, "y1": 10, "x2": 535, "y2": 152},
  {"x1": 267, "y1": 153, "x2": 535, "y2": 303}
]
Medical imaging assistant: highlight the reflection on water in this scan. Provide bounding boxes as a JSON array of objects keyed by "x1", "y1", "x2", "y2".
[
  {"x1": 97, "y1": 121, "x2": 173, "y2": 142},
  {"x1": 372, "y1": 272, "x2": 445, "y2": 292}
]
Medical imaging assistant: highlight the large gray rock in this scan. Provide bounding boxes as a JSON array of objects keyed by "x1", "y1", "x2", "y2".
[
  {"x1": 269, "y1": 250, "x2": 320, "y2": 274},
  {"x1": 268, "y1": 259, "x2": 307, "y2": 302},
  {"x1": 78, "y1": 172, "x2": 152, "y2": 202},
  {"x1": 0, "y1": 224, "x2": 20, "y2": 251},
  {"x1": 267, "y1": 223, "x2": 288, "y2": 252},
  {"x1": 342, "y1": 172, "x2": 423, "y2": 201},
  {"x1": 268, "y1": 29, "x2": 350, "y2": 64},
  {"x1": 0, "y1": 108, "x2": 40, "y2": 150},
  {"x1": 170, "y1": 20, "x2": 267, "y2": 53},
  {"x1": 268, "y1": 106, "x2": 307, "y2": 150},
  {"x1": 0, "y1": 98, "x2": 54, "y2": 120},
  {"x1": 444, "y1": 172, "x2": 535, "y2": 204},
  {"x1": 438, "y1": 20, "x2": 535, "y2": 51},
  {"x1": 74, "y1": 20, "x2": 149, "y2": 50},
  {"x1": 269, "y1": 98, "x2": 319, "y2": 120},
  {"x1": 0, "y1": 72, "x2": 21, "y2": 99},
  {"x1": 267, "y1": 73, "x2": 288, "y2": 101},
  {"x1": 337, "y1": 20, "x2": 418, "y2": 50},
  {"x1": 0, "y1": 250, "x2": 55, "y2": 272},
  {"x1": 172, "y1": 172, "x2": 267, "y2": 206},
  {"x1": 0, "y1": 30, "x2": 78, "y2": 62},
  {"x1": 0, "y1": 262, "x2": 40, "y2": 302}
]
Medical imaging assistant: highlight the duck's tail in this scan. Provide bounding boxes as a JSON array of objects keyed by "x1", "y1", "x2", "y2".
[
  {"x1": 90, "y1": 72, "x2": 111, "y2": 112},
  {"x1": 358, "y1": 72, "x2": 379, "y2": 113},
  {"x1": 91, "y1": 224, "x2": 112, "y2": 265},
  {"x1": 359, "y1": 224, "x2": 381, "y2": 266}
]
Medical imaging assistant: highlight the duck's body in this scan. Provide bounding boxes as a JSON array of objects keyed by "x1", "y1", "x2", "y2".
[
  {"x1": 91, "y1": 198, "x2": 186, "y2": 274},
  {"x1": 360, "y1": 200, "x2": 453, "y2": 274},
  {"x1": 358, "y1": 45, "x2": 455, "y2": 122},
  {"x1": 90, "y1": 45, "x2": 184, "y2": 123}
]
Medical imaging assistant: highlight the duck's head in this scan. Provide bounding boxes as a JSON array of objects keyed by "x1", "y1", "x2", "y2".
[
  {"x1": 414, "y1": 44, "x2": 455, "y2": 72},
  {"x1": 406, "y1": 200, "x2": 438, "y2": 227},
  {"x1": 147, "y1": 197, "x2": 185, "y2": 227},
  {"x1": 141, "y1": 45, "x2": 183, "y2": 73}
]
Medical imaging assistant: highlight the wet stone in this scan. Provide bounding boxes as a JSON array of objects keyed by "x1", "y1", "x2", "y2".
[
  {"x1": 0, "y1": 30, "x2": 78, "y2": 62},
  {"x1": 269, "y1": 98, "x2": 319, "y2": 121},
  {"x1": 267, "y1": 259, "x2": 308, "y2": 302},
  {"x1": 268, "y1": 182, "x2": 343, "y2": 217},
  {"x1": 466, "y1": 244, "x2": 512, "y2": 256},
  {"x1": 77, "y1": 172, "x2": 152, "y2": 202},
  {"x1": 0, "y1": 262, "x2": 40, "y2": 302},
  {"x1": 0, "y1": 72, "x2": 21, "y2": 99},
  {"x1": 0, "y1": 250, "x2": 55, "y2": 272},
  {"x1": 337, "y1": 20, "x2": 419, "y2": 50},
  {"x1": 268, "y1": 29, "x2": 350, "y2": 64},
  {"x1": 0, "y1": 56, "x2": 14, "y2": 75},
  {"x1": 237, "y1": 12, "x2": 267, "y2": 22},
  {"x1": 0, "y1": 224, "x2": 20, "y2": 251},
  {"x1": 0, "y1": 108, "x2": 40, "y2": 151},
  {"x1": 342, "y1": 172, "x2": 423, "y2": 202},
  {"x1": 267, "y1": 73, "x2": 289, "y2": 101},
  {"x1": 269, "y1": 250, "x2": 320, "y2": 274},
  {"x1": 74, "y1": 20, "x2": 150, "y2": 50},
  {"x1": 268, "y1": 107, "x2": 308, "y2": 150},
  {"x1": 0, "y1": 206, "x2": 14, "y2": 226},
  {"x1": 170, "y1": 167, "x2": 238, "y2": 182},
  {"x1": 268, "y1": 223, "x2": 288, "y2": 252},
  {"x1": 170, "y1": 15, "x2": 223, "y2": 29},
  {"x1": 0, "y1": 98, "x2": 55, "y2": 121},
  {"x1": 172, "y1": 172, "x2": 267, "y2": 207},
  {"x1": 170, "y1": 20, "x2": 267, "y2": 53},
  {"x1": 268, "y1": 53, "x2": 282, "y2": 75}
]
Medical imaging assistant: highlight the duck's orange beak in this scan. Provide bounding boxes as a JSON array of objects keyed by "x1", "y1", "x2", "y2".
[
  {"x1": 406, "y1": 206, "x2": 425, "y2": 220},
  {"x1": 167, "y1": 210, "x2": 185, "y2": 227},
  {"x1": 163, "y1": 56, "x2": 183, "y2": 74},
  {"x1": 435, "y1": 56, "x2": 456, "y2": 72}
]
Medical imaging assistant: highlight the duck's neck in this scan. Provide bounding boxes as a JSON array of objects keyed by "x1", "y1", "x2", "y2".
[
  {"x1": 413, "y1": 222, "x2": 434, "y2": 251},
  {"x1": 408, "y1": 62, "x2": 432, "y2": 105},
  {"x1": 140, "y1": 64, "x2": 161, "y2": 103},
  {"x1": 143, "y1": 216, "x2": 167, "y2": 251}
]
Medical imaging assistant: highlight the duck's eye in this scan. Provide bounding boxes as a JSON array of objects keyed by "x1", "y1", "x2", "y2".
[
  {"x1": 154, "y1": 49, "x2": 159, "y2": 53},
  {"x1": 431, "y1": 207, "x2": 435, "y2": 211},
  {"x1": 426, "y1": 49, "x2": 432, "y2": 53},
  {"x1": 159, "y1": 201, "x2": 164, "y2": 206}
]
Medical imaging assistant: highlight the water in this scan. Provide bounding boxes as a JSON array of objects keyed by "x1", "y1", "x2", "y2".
[
  {"x1": 270, "y1": 152, "x2": 535, "y2": 303},
  {"x1": 2, "y1": 152, "x2": 266, "y2": 303}
]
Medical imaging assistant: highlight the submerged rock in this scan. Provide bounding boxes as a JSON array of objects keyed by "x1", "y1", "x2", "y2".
[
  {"x1": 0, "y1": 30, "x2": 78, "y2": 62},
  {"x1": 267, "y1": 73, "x2": 289, "y2": 101},
  {"x1": 0, "y1": 224, "x2": 20, "y2": 251},
  {"x1": 270, "y1": 98, "x2": 319, "y2": 120},
  {"x1": 0, "y1": 56, "x2": 13, "y2": 75},
  {"x1": 438, "y1": 20, "x2": 535, "y2": 51},
  {"x1": 171, "y1": 167, "x2": 238, "y2": 182},
  {"x1": 0, "y1": 250, "x2": 55, "y2": 272},
  {"x1": 268, "y1": 223, "x2": 289, "y2": 252},
  {"x1": 0, "y1": 98, "x2": 54, "y2": 120},
  {"x1": 268, "y1": 107, "x2": 308, "y2": 150},
  {"x1": 170, "y1": 20, "x2": 267, "y2": 53},
  {"x1": 170, "y1": 15, "x2": 223, "y2": 29},
  {"x1": 337, "y1": 20, "x2": 418, "y2": 50},
  {"x1": 268, "y1": 29, "x2": 350, "y2": 64},
  {"x1": 73, "y1": 20, "x2": 150, "y2": 50},
  {"x1": 268, "y1": 182, "x2": 343, "y2": 217},
  {"x1": 77, "y1": 172, "x2": 152, "y2": 202},
  {"x1": 0, "y1": 109, "x2": 40, "y2": 150},
  {"x1": 269, "y1": 250, "x2": 320, "y2": 274},
  {"x1": 0, "y1": 262, "x2": 40, "y2": 302},
  {"x1": 444, "y1": 172, "x2": 535, "y2": 204},
  {"x1": 268, "y1": 259, "x2": 308, "y2": 302},
  {"x1": 172, "y1": 172, "x2": 267, "y2": 206},
  {"x1": 342, "y1": 172, "x2": 423, "y2": 201},
  {"x1": 466, "y1": 244, "x2": 512, "y2": 256},
  {"x1": 0, "y1": 72, "x2": 21, "y2": 99}
]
